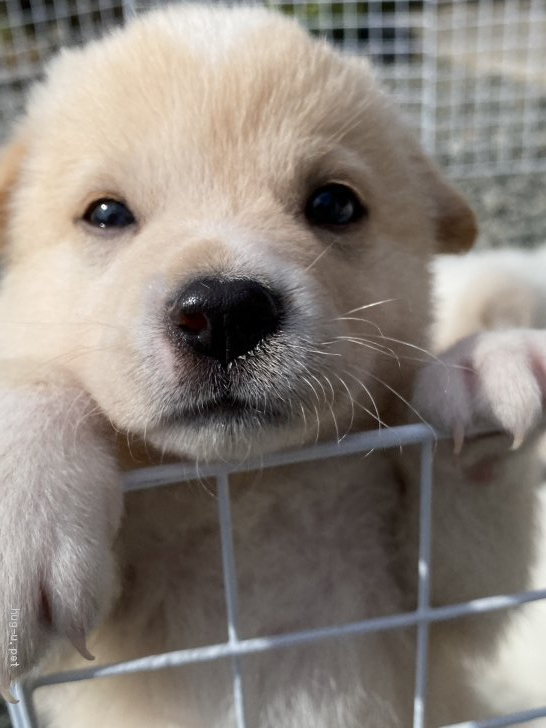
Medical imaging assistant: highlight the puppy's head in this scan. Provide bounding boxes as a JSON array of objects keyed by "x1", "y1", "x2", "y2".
[{"x1": 0, "y1": 4, "x2": 476, "y2": 459}]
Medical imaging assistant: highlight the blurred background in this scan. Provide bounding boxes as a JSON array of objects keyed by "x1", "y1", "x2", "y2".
[{"x1": 1, "y1": 0, "x2": 546, "y2": 724}]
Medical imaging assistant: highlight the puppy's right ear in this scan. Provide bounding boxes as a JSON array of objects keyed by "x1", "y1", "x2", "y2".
[{"x1": 0, "y1": 134, "x2": 27, "y2": 245}]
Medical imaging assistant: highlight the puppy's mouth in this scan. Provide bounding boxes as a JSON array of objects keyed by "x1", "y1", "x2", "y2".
[{"x1": 164, "y1": 393, "x2": 288, "y2": 427}]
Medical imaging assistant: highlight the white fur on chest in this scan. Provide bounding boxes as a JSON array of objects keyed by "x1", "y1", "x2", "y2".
[{"x1": 39, "y1": 452, "x2": 413, "y2": 728}]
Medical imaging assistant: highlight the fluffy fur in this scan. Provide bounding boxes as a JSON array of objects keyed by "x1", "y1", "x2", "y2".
[
  {"x1": 432, "y1": 246, "x2": 546, "y2": 723},
  {"x1": 432, "y1": 245, "x2": 546, "y2": 351},
  {"x1": 0, "y1": 5, "x2": 545, "y2": 726}
]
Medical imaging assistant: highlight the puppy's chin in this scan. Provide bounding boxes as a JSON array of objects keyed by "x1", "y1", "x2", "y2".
[{"x1": 145, "y1": 413, "x2": 306, "y2": 461}]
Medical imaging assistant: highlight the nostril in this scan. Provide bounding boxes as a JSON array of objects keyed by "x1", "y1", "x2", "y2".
[{"x1": 177, "y1": 311, "x2": 209, "y2": 334}]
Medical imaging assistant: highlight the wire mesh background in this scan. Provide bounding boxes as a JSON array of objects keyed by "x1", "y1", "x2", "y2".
[
  {"x1": 3, "y1": 1, "x2": 546, "y2": 726},
  {"x1": 2, "y1": 0, "x2": 546, "y2": 177}
]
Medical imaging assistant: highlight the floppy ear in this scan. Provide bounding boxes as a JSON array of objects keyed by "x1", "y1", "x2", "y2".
[
  {"x1": 411, "y1": 148, "x2": 477, "y2": 254},
  {"x1": 428, "y1": 164, "x2": 477, "y2": 254},
  {"x1": 0, "y1": 135, "x2": 27, "y2": 246},
  {"x1": 345, "y1": 54, "x2": 477, "y2": 253}
]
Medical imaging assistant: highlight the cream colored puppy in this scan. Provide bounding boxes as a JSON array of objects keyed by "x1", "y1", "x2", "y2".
[{"x1": 0, "y1": 5, "x2": 545, "y2": 727}]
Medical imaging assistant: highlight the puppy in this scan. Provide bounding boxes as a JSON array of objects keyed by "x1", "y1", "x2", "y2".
[{"x1": 0, "y1": 5, "x2": 545, "y2": 727}]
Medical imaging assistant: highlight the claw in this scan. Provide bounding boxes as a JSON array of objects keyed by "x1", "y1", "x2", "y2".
[
  {"x1": 0, "y1": 678, "x2": 18, "y2": 704},
  {"x1": 67, "y1": 627, "x2": 95, "y2": 662},
  {"x1": 511, "y1": 430, "x2": 525, "y2": 451},
  {"x1": 452, "y1": 422, "x2": 465, "y2": 455}
]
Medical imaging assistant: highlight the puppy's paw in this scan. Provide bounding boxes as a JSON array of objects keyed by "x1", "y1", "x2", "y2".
[
  {"x1": 0, "y1": 506, "x2": 118, "y2": 701},
  {"x1": 0, "y1": 371, "x2": 122, "y2": 700},
  {"x1": 413, "y1": 329, "x2": 546, "y2": 452}
]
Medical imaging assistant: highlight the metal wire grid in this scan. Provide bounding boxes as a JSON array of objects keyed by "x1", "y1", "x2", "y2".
[
  {"x1": 6, "y1": 423, "x2": 546, "y2": 728},
  {"x1": 422, "y1": 0, "x2": 546, "y2": 177},
  {"x1": 265, "y1": 0, "x2": 546, "y2": 176}
]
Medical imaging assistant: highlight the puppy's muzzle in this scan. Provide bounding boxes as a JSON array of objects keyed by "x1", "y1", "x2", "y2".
[{"x1": 167, "y1": 277, "x2": 284, "y2": 365}]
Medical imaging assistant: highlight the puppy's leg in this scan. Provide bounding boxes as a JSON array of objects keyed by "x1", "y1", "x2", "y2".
[
  {"x1": 405, "y1": 330, "x2": 546, "y2": 723},
  {"x1": 0, "y1": 362, "x2": 122, "y2": 699},
  {"x1": 407, "y1": 329, "x2": 546, "y2": 602}
]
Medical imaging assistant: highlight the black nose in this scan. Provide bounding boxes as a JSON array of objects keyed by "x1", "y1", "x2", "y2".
[{"x1": 167, "y1": 277, "x2": 284, "y2": 364}]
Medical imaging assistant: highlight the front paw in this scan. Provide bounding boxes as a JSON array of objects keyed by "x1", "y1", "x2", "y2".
[
  {"x1": 0, "y1": 510, "x2": 118, "y2": 700},
  {"x1": 413, "y1": 329, "x2": 546, "y2": 452},
  {"x1": 0, "y1": 375, "x2": 122, "y2": 700}
]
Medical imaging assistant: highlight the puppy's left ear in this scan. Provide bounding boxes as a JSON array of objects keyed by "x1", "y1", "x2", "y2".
[
  {"x1": 0, "y1": 134, "x2": 27, "y2": 244},
  {"x1": 412, "y1": 149, "x2": 478, "y2": 254}
]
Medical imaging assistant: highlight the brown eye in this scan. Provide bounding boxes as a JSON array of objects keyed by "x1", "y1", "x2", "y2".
[
  {"x1": 305, "y1": 184, "x2": 367, "y2": 226},
  {"x1": 83, "y1": 198, "x2": 136, "y2": 230}
]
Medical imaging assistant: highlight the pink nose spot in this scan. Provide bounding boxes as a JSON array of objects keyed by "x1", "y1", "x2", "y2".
[{"x1": 179, "y1": 312, "x2": 208, "y2": 333}]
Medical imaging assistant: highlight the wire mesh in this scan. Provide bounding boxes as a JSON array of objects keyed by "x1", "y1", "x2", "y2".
[{"x1": 7, "y1": 423, "x2": 546, "y2": 728}]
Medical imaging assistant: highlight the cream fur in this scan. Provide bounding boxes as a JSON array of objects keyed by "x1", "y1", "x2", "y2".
[
  {"x1": 432, "y1": 246, "x2": 546, "y2": 724},
  {"x1": 0, "y1": 5, "x2": 544, "y2": 727},
  {"x1": 432, "y1": 246, "x2": 546, "y2": 352}
]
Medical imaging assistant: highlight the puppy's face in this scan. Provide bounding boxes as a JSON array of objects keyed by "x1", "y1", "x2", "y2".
[{"x1": 0, "y1": 5, "x2": 476, "y2": 459}]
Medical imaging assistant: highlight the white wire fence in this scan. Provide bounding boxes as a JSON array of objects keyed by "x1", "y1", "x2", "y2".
[
  {"x1": 2, "y1": 0, "x2": 546, "y2": 177},
  {"x1": 6, "y1": 423, "x2": 546, "y2": 728}
]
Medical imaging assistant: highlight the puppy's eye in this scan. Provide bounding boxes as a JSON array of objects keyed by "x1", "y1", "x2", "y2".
[
  {"x1": 305, "y1": 184, "x2": 367, "y2": 226},
  {"x1": 82, "y1": 199, "x2": 136, "y2": 229}
]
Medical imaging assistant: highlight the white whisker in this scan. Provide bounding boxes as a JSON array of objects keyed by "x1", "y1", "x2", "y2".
[
  {"x1": 366, "y1": 370, "x2": 435, "y2": 434},
  {"x1": 339, "y1": 368, "x2": 386, "y2": 428},
  {"x1": 332, "y1": 373, "x2": 355, "y2": 440},
  {"x1": 343, "y1": 299, "x2": 398, "y2": 316},
  {"x1": 365, "y1": 333, "x2": 440, "y2": 363},
  {"x1": 304, "y1": 241, "x2": 336, "y2": 272}
]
